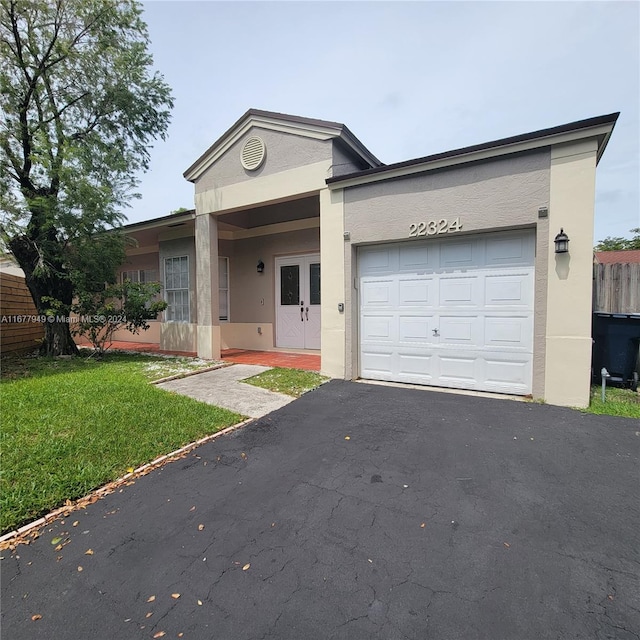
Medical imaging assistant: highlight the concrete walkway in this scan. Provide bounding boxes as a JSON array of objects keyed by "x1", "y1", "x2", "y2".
[{"x1": 157, "y1": 363, "x2": 295, "y2": 418}]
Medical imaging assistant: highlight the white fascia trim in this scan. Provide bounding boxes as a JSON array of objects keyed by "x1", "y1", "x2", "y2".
[
  {"x1": 327, "y1": 123, "x2": 614, "y2": 191},
  {"x1": 126, "y1": 245, "x2": 159, "y2": 256},
  {"x1": 218, "y1": 217, "x2": 320, "y2": 241},
  {"x1": 185, "y1": 115, "x2": 343, "y2": 183},
  {"x1": 123, "y1": 212, "x2": 195, "y2": 233}
]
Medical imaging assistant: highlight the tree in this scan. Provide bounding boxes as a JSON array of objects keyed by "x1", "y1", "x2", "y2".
[
  {"x1": 594, "y1": 228, "x2": 640, "y2": 251},
  {"x1": 70, "y1": 280, "x2": 167, "y2": 356},
  {"x1": 0, "y1": 0, "x2": 173, "y2": 355}
]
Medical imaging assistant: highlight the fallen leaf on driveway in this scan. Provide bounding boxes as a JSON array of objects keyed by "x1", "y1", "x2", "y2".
[
  {"x1": 420, "y1": 523, "x2": 426, "y2": 528},
  {"x1": 241, "y1": 452, "x2": 247, "y2": 460},
  {"x1": 153, "y1": 632, "x2": 165, "y2": 638},
  {"x1": 197, "y1": 600, "x2": 203, "y2": 606},
  {"x1": 344, "y1": 436, "x2": 351, "y2": 440},
  {"x1": 51, "y1": 537, "x2": 62, "y2": 545},
  {"x1": 72, "y1": 521, "x2": 79, "y2": 527},
  {"x1": 31, "y1": 614, "x2": 42, "y2": 621},
  {"x1": 84, "y1": 549, "x2": 94, "y2": 555},
  {"x1": 77, "y1": 566, "x2": 83, "y2": 571},
  {"x1": 189, "y1": 506, "x2": 196, "y2": 512},
  {"x1": 147, "y1": 595, "x2": 156, "y2": 602},
  {"x1": 146, "y1": 612, "x2": 153, "y2": 618},
  {"x1": 171, "y1": 593, "x2": 180, "y2": 599},
  {"x1": 503, "y1": 542, "x2": 510, "y2": 548},
  {"x1": 242, "y1": 563, "x2": 250, "y2": 571},
  {"x1": 198, "y1": 524, "x2": 205, "y2": 531}
]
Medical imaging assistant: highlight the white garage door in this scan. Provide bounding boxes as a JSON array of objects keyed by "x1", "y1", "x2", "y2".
[{"x1": 359, "y1": 231, "x2": 535, "y2": 395}]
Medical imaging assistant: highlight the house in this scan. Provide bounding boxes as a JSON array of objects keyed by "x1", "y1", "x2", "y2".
[
  {"x1": 114, "y1": 109, "x2": 619, "y2": 408},
  {"x1": 594, "y1": 250, "x2": 640, "y2": 265}
]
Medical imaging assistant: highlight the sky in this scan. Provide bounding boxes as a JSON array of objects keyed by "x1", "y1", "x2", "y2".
[{"x1": 130, "y1": 0, "x2": 640, "y2": 244}]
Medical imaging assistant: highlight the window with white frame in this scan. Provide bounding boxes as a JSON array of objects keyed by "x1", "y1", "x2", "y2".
[
  {"x1": 164, "y1": 256, "x2": 190, "y2": 322},
  {"x1": 219, "y1": 257, "x2": 229, "y2": 322},
  {"x1": 121, "y1": 269, "x2": 158, "y2": 284}
]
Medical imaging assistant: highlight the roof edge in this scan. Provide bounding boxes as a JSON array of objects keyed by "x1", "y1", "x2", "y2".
[
  {"x1": 326, "y1": 112, "x2": 620, "y2": 187},
  {"x1": 122, "y1": 209, "x2": 195, "y2": 232},
  {"x1": 183, "y1": 109, "x2": 381, "y2": 182}
]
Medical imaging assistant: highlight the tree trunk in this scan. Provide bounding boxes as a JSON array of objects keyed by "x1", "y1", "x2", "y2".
[
  {"x1": 41, "y1": 318, "x2": 80, "y2": 356},
  {"x1": 8, "y1": 234, "x2": 79, "y2": 357}
]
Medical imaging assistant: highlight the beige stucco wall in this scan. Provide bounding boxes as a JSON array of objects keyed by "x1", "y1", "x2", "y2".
[
  {"x1": 220, "y1": 323, "x2": 274, "y2": 350},
  {"x1": 544, "y1": 139, "x2": 598, "y2": 408},
  {"x1": 119, "y1": 251, "x2": 159, "y2": 277},
  {"x1": 225, "y1": 227, "x2": 320, "y2": 346},
  {"x1": 110, "y1": 321, "x2": 160, "y2": 344},
  {"x1": 160, "y1": 322, "x2": 197, "y2": 353},
  {"x1": 320, "y1": 188, "x2": 347, "y2": 377},
  {"x1": 195, "y1": 128, "x2": 332, "y2": 194},
  {"x1": 332, "y1": 143, "x2": 369, "y2": 177},
  {"x1": 341, "y1": 149, "x2": 551, "y2": 395}
]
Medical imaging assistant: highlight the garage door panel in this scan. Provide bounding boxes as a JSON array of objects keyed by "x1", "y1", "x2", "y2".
[
  {"x1": 398, "y1": 315, "x2": 437, "y2": 343},
  {"x1": 485, "y1": 273, "x2": 532, "y2": 307},
  {"x1": 438, "y1": 354, "x2": 478, "y2": 382},
  {"x1": 398, "y1": 278, "x2": 435, "y2": 306},
  {"x1": 439, "y1": 315, "x2": 481, "y2": 345},
  {"x1": 399, "y1": 243, "x2": 437, "y2": 271},
  {"x1": 485, "y1": 236, "x2": 533, "y2": 266},
  {"x1": 485, "y1": 357, "x2": 530, "y2": 386},
  {"x1": 359, "y1": 231, "x2": 534, "y2": 396},
  {"x1": 361, "y1": 315, "x2": 395, "y2": 341},
  {"x1": 397, "y1": 353, "x2": 434, "y2": 380},
  {"x1": 439, "y1": 240, "x2": 477, "y2": 269},
  {"x1": 360, "y1": 349, "x2": 394, "y2": 377},
  {"x1": 359, "y1": 248, "x2": 396, "y2": 273},
  {"x1": 439, "y1": 276, "x2": 481, "y2": 307},
  {"x1": 485, "y1": 316, "x2": 532, "y2": 349},
  {"x1": 361, "y1": 279, "x2": 395, "y2": 308}
]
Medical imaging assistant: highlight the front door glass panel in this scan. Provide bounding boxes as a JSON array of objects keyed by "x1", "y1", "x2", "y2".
[
  {"x1": 280, "y1": 265, "x2": 300, "y2": 305},
  {"x1": 309, "y1": 263, "x2": 321, "y2": 305}
]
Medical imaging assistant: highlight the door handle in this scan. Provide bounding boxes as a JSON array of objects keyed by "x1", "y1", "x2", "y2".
[
  {"x1": 432, "y1": 328, "x2": 439, "y2": 337},
  {"x1": 305, "y1": 307, "x2": 309, "y2": 320},
  {"x1": 300, "y1": 307, "x2": 304, "y2": 321}
]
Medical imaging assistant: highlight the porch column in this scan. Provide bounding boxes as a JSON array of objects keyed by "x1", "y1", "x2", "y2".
[
  {"x1": 544, "y1": 138, "x2": 598, "y2": 408},
  {"x1": 195, "y1": 212, "x2": 220, "y2": 360},
  {"x1": 319, "y1": 187, "x2": 346, "y2": 378}
]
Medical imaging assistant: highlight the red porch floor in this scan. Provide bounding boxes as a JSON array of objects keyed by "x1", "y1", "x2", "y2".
[
  {"x1": 221, "y1": 349, "x2": 321, "y2": 372},
  {"x1": 76, "y1": 340, "x2": 320, "y2": 371}
]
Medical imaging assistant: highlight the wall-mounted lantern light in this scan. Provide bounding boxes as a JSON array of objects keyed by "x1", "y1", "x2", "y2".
[
  {"x1": 257, "y1": 260, "x2": 265, "y2": 274},
  {"x1": 554, "y1": 228, "x2": 569, "y2": 254}
]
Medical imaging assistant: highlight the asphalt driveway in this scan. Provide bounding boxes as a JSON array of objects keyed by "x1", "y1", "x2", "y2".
[{"x1": 2, "y1": 380, "x2": 639, "y2": 640}]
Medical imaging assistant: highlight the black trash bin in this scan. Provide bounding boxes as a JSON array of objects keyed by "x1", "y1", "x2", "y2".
[{"x1": 592, "y1": 313, "x2": 640, "y2": 390}]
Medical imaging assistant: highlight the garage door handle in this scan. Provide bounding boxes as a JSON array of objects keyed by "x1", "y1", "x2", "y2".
[
  {"x1": 305, "y1": 307, "x2": 309, "y2": 320},
  {"x1": 300, "y1": 307, "x2": 304, "y2": 321},
  {"x1": 433, "y1": 328, "x2": 439, "y2": 337}
]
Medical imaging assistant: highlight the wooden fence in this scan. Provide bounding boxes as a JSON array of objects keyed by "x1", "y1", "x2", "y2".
[
  {"x1": 0, "y1": 272, "x2": 44, "y2": 355},
  {"x1": 593, "y1": 263, "x2": 640, "y2": 314}
]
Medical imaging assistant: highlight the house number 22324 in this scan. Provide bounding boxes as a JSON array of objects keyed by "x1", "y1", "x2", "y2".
[{"x1": 409, "y1": 218, "x2": 463, "y2": 237}]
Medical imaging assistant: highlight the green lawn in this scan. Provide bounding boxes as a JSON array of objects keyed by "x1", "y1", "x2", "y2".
[
  {"x1": 0, "y1": 353, "x2": 243, "y2": 534},
  {"x1": 243, "y1": 367, "x2": 328, "y2": 398},
  {"x1": 585, "y1": 384, "x2": 640, "y2": 418}
]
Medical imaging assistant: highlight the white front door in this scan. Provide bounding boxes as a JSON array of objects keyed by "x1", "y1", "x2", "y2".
[{"x1": 276, "y1": 254, "x2": 321, "y2": 350}]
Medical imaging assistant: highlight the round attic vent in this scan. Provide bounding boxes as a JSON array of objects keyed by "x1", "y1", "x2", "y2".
[{"x1": 240, "y1": 136, "x2": 266, "y2": 171}]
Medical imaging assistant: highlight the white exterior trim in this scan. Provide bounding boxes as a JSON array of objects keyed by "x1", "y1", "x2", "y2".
[{"x1": 327, "y1": 123, "x2": 614, "y2": 191}]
